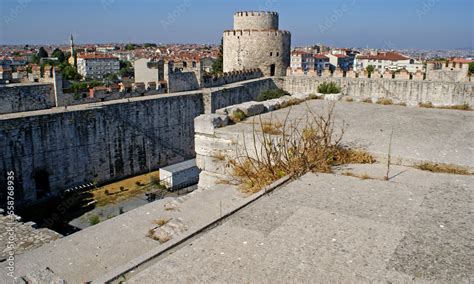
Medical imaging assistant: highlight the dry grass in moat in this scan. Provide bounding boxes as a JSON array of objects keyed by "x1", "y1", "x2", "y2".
[{"x1": 91, "y1": 171, "x2": 160, "y2": 206}]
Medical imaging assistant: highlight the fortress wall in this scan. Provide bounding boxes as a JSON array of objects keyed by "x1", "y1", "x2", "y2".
[
  {"x1": 282, "y1": 76, "x2": 474, "y2": 106},
  {"x1": 168, "y1": 72, "x2": 200, "y2": 93},
  {"x1": 57, "y1": 89, "x2": 167, "y2": 107},
  {"x1": 201, "y1": 69, "x2": 263, "y2": 88},
  {"x1": 0, "y1": 83, "x2": 55, "y2": 114},
  {"x1": 4, "y1": 75, "x2": 472, "y2": 206},
  {"x1": 205, "y1": 77, "x2": 278, "y2": 113},
  {"x1": 0, "y1": 77, "x2": 276, "y2": 205},
  {"x1": 0, "y1": 93, "x2": 204, "y2": 205}
]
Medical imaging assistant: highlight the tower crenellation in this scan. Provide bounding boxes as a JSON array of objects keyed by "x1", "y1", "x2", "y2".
[{"x1": 233, "y1": 11, "x2": 279, "y2": 30}]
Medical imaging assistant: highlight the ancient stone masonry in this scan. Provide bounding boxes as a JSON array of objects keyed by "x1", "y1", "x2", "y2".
[
  {"x1": 426, "y1": 60, "x2": 471, "y2": 82},
  {"x1": 0, "y1": 93, "x2": 204, "y2": 206},
  {"x1": 288, "y1": 64, "x2": 472, "y2": 83},
  {"x1": 203, "y1": 77, "x2": 278, "y2": 113},
  {"x1": 0, "y1": 83, "x2": 55, "y2": 114},
  {"x1": 282, "y1": 76, "x2": 474, "y2": 107},
  {"x1": 2, "y1": 73, "x2": 473, "y2": 205},
  {"x1": 223, "y1": 11, "x2": 291, "y2": 77},
  {"x1": 0, "y1": 213, "x2": 61, "y2": 261},
  {"x1": 201, "y1": 69, "x2": 263, "y2": 88},
  {"x1": 0, "y1": 78, "x2": 280, "y2": 205}
]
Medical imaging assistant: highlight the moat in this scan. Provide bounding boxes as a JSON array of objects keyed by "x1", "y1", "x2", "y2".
[{"x1": 16, "y1": 170, "x2": 196, "y2": 235}]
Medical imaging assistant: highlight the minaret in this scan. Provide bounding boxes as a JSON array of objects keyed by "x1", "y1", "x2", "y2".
[
  {"x1": 70, "y1": 34, "x2": 74, "y2": 55},
  {"x1": 68, "y1": 34, "x2": 76, "y2": 67}
]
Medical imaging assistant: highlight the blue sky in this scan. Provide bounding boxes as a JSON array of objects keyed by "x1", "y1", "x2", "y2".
[{"x1": 1, "y1": 0, "x2": 473, "y2": 49}]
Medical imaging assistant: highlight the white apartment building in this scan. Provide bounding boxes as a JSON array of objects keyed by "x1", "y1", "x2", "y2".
[
  {"x1": 77, "y1": 53, "x2": 120, "y2": 79},
  {"x1": 290, "y1": 51, "x2": 315, "y2": 72},
  {"x1": 354, "y1": 52, "x2": 423, "y2": 73}
]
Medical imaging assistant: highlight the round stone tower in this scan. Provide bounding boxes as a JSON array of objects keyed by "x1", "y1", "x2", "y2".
[{"x1": 223, "y1": 11, "x2": 291, "y2": 77}]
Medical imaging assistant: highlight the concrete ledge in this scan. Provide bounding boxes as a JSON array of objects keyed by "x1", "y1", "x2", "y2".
[{"x1": 92, "y1": 175, "x2": 291, "y2": 284}]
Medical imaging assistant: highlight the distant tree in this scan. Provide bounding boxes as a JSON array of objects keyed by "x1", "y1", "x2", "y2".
[
  {"x1": 61, "y1": 64, "x2": 82, "y2": 80},
  {"x1": 104, "y1": 73, "x2": 119, "y2": 85},
  {"x1": 118, "y1": 60, "x2": 133, "y2": 78},
  {"x1": 37, "y1": 47, "x2": 48, "y2": 58},
  {"x1": 51, "y1": 48, "x2": 66, "y2": 63},
  {"x1": 143, "y1": 43, "x2": 157, "y2": 48},
  {"x1": 469, "y1": 62, "x2": 474, "y2": 75},
  {"x1": 125, "y1": 44, "x2": 136, "y2": 51},
  {"x1": 29, "y1": 54, "x2": 40, "y2": 64},
  {"x1": 12, "y1": 51, "x2": 21, "y2": 57},
  {"x1": 119, "y1": 60, "x2": 132, "y2": 69},
  {"x1": 366, "y1": 65, "x2": 375, "y2": 75},
  {"x1": 210, "y1": 38, "x2": 223, "y2": 75}
]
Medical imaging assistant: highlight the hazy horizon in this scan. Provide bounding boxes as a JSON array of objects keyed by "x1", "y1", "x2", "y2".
[{"x1": 1, "y1": 0, "x2": 473, "y2": 50}]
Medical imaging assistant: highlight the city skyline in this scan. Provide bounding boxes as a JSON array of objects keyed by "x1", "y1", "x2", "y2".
[{"x1": 1, "y1": 0, "x2": 473, "y2": 49}]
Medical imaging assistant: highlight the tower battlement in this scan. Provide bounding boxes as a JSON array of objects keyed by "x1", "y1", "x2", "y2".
[
  {"x1": 233, "y1": 11, "x2": 279, "y2": 30},
  {"x1": 234, "y1": 11, "x2": 279, "y2": 16},
  {"x1": 224, "y1": 30, "x2": 291, "y2": 37}
]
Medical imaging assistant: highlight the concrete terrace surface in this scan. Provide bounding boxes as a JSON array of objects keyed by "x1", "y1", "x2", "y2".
[
  {"x1": 216, "y1": 100, "x2": 474, "y2": 168},
  {"x1": 128, "y1": 164, "x2": 473, "y2": 283},
  {"x1": 0, "y1": 184, "x2": 254, "y2": 283}
]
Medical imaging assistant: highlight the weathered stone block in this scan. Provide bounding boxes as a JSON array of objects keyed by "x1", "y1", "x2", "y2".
[
  {"x1": 195, "y1": 134, "x2": 236, "y2": 157},
  {"x1": 324, "y1": 93, "x2": 343, "y2": 101},
  {"x1": 196, "y1": 154, "x2": 229, "y2": 173},
  {"x1": 234, "y1": 101, "x2": 265, "y2": 116},
  {"x1": 194, "y1": 114, "x2": 229, "y2": 135},
  {"x1": 262, "y1": 99, "x2": 281, "y2": 111},
  {"x1": 216, "y1": 101, "x2": 265, "y2": 118},
  {"x1": 276, "y1": 95, "x2": 293, "y2": 104}
]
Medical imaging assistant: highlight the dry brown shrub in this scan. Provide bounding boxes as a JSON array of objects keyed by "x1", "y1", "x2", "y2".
[
  {"x1": 147, "y1": 228, "x2": 172, "y2": 244},
  {"x1": 376, "y1": 98, "x2": 393, "y2": 105},
  {"x1": 415, "y1": 162, "x2": 472, "y2": 175},
  {"x1": 229, "y1": 110, "x2": 246, "y2": 122},
  {"x1": 341, "y1": 171, "x2": 375, "y2": 180},
  {"x1": 154, "y1": 218, "x2": 170, "y2": 227},
  {"x1": 228, "y1": 103, "x2": 376, "y2": 193},
  {"x1": 419, "y1": 102, "x2": 434, "y2": 108},
  {"x1": 437, "y1": 103, "x2": 471, "y2": 111},
  {"x1": 261, "y1": 121, "x2": 283, "y2": 135}
]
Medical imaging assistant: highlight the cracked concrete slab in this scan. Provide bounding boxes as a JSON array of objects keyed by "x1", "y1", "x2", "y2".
[{"x1": 127, "y1": 167, "x2": 473, "y2": 283}]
